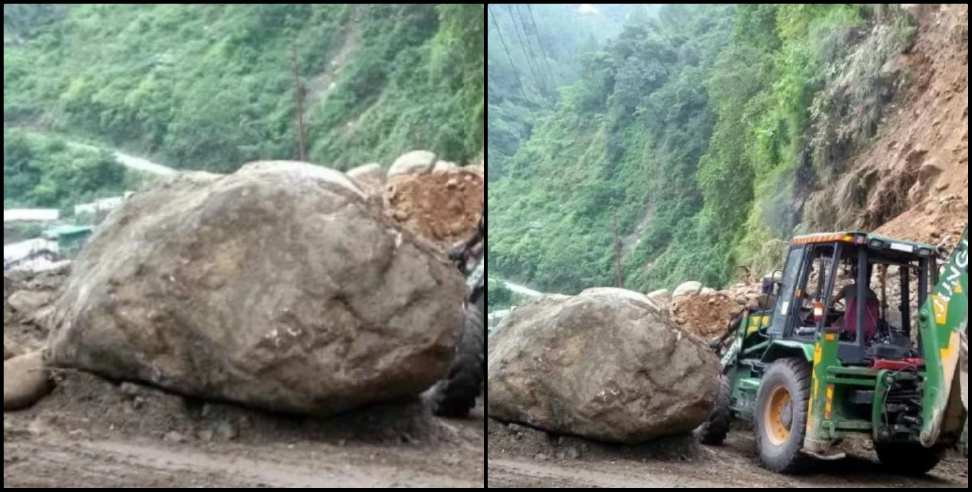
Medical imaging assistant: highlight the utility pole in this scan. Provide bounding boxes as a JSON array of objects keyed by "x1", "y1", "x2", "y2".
[
  {"x1": 613, "y1": 210, "x2": 625, "y2": 288},
  {"x1": 291, "y1": 44, "x2": 308, "y2": 162}
]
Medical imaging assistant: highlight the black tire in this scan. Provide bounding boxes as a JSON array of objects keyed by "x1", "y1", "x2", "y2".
[
  {"x1": 431, "y1": 303, "x2": 484, "y2": 418},
  {"x1": 696, "y1": 375, "x2": 732, "y2": 445},
  {"x1": 875, "y1": 442, "x2": 945, "y2": 476},
  {"x1": 754, "y1": 358, "x2": 811, "y2": 474}
]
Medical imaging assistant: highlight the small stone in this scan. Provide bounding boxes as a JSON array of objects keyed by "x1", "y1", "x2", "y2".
[
  {"x1": 534, "y1": 453, "x2": 548, "y2": 462},
  {"x1": 197, "y1": 429, "x2": 214, "y2": 442},
  {"x1": 119, "y1": 382, "x2": 142, "y2": 398},
  {"x1": 215, "y1": 420, "x2": 238, "y2": 441},
  {"x1": 164, "y1": 431, "x2": 186, "y2": 443},
  {"x1": 565, "y1": 446, "x2": 581, "y2": 460},
  {"x1": 4, "y1": 352, "x2": 54, "y2": 411}
]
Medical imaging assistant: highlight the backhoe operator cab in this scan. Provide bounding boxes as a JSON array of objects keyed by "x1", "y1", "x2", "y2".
[
  {"x1": 700, "y1": 229, "x2": 968, "y2": 476},
  {"x1": 771, "y1": 232, "x2": 937, "y2": 367}
]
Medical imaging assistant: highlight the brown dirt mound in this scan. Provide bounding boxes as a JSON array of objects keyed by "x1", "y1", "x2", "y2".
[
  {"x1": 671, "y1": 291, "x2": 744, "y2": 340},
  {"x1": 384, "y1": 169, "x2": 483, "y2": 249}
]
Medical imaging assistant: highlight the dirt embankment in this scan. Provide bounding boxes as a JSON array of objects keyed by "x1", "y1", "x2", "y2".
[{"x1": 809, "y1": 4, "x2": 968, "y2": 245}]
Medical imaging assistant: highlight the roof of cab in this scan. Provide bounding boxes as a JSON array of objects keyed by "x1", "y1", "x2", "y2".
[{"x1": 790, "y1": 231, "x2": 938, "y2": 251}]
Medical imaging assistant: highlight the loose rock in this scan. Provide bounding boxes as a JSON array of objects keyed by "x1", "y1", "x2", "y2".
[
  {"x1": 4, "y1": 351, "x2": 55, "y2": 411},
  {"x1": 7, "y1": 290, "x2": 54, "y2": 314},
  {"x1": 388, "y1": 150, "x2": 436, "y2": 177},
  {"x1": 672, "y1": 281, "x2": 703, "y2": 298}
]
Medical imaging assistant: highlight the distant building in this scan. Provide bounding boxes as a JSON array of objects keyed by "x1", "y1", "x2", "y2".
[
  {"x1": 3, "y1": 209, "x2": 60, "y2": 223},
  {"x1": 43, "y1": 225, "x2": 93, "y2": 257},
  {"x1": 74, "y1": 194, "x2": 131, "y2": 218},
  {"x1": 3, "y1": 238, "x2": 60, "y2": 271}
]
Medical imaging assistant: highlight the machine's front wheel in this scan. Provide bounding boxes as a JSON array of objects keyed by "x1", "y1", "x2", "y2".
[
  {"x1": 754, "y1": 358, "x2": 811, "y2": 473},
  {"x1": 875, "y1": 442, "x2": 945, "y2": 476}
]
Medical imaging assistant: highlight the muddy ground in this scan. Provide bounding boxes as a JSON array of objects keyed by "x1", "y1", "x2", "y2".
[
  {"x1": 487, "y1": 419, "x2": 967, "y2": 488},
  {"x1": 4, "y1": 369, "x2": 484, "y2": 487}
]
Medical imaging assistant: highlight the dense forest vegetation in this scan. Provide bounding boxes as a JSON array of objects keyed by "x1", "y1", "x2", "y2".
[
  {"x1": 488, "y1": 4, "x2": 916, "y2": 295},
  {"x1": 4, "y1": 4, "x2": 483, "y2": 210}
]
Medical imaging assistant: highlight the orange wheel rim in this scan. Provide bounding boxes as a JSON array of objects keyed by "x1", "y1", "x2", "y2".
[{"x1": 765, "y1": 386, "x2": 792, "y2": 446}]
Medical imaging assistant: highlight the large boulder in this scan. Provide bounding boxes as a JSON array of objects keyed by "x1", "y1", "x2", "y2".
[
  {"x1": 4, "y1": 351, "x2": 54, "y2": 411},
  {"x1": 45, "y1": 161, "x2": 466, "y2": 416},
  {"x1": 488, "y1": 287, "x2": 720, "y2": 444},
  {"x1": 388, "y1": 150, "x2": 436, "y2": 178}
]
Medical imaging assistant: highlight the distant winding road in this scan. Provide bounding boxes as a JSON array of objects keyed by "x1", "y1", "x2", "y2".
[{"x1": 64, "y1": 140, "x2": 177, "y2": 176}]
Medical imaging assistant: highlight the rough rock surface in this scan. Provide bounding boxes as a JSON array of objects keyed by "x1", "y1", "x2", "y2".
[
  {"x1": 4, "y1": 351, "x2": 54, "y2": 411},
  {"x1": 487, "y1": 288, "x2": 719, "y2": 444},
  {"x1": 672, "y1": 281, "x2": 702, "y2": 298},
  {"x1": 346, "y1": 163, "x2": 386, "y2": 195},
  {"x1": 387, "y1": 150, "x2": 436, "y2": 178},
  {"x1": 45, "y1": 161, "x2": 465, "y2": 416}
]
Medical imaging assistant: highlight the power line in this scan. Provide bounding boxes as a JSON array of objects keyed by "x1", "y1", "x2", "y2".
[
  {"x1": 521, "y1": 4, "x2": 555, "y2": 96},
  {"x1": 525, "y1": 4, "x2": 556, "y2": 89},
  {"x1": 505, "y1": 4, "x2": 544, "y2": 96},
  {"x1": 487, "y1": 5, "x2": 525, "y2": 99}
]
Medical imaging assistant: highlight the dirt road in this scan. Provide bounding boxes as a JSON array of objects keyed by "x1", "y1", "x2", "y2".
[
  {"x1": 488, "y1": 421, "x2": 968, "y2": 488},
  {"x1": 5, "y1": 429, "x2": 483, "y2": 488},
  {"x1": 3, "y1": 370, "x2": 485, "y2": 488},
  {"x1": 65, "y1": 140, "x2": 177, "y2": 176}
]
